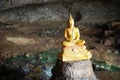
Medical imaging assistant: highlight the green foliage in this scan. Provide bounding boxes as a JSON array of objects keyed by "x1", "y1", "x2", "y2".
[
  {"x1": 4, "y1": 48, "x2": 60, "y2": 65},
  {"x1": 5, "y1": 55, "x2": 37, "y2": 64},
  {"x1": 4, "y1": 48, "x2": 120, "y2": 71},
  {"x1": 92, "y1": 61, "x2": 120, "y2": 71},
  {"x1": 40, "y1": 48, "x2": 60, "y2": 64}
]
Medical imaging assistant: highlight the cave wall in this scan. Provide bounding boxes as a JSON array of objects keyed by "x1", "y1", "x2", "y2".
[
  {"x1": 0, "y1": 0, "x2": 60, "y2": 10},
  {"x1": 0, "y1": 0, "x2": 120, "y2": 11},
  {"x1": 0, "y1": 0, "x2": 120, "y2": 26}
]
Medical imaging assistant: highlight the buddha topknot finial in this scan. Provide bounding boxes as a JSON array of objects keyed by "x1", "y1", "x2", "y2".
[{"x1": 68, "y1": 14, "x2": 74, "y2": 27}]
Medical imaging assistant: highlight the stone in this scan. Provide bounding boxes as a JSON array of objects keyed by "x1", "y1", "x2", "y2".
[
  {"x1": 0, "y1": 0, "x2": 120, "y2": 25},
  {"x1": 51, "y1": 60, "x2": 97, "y2": 80}
]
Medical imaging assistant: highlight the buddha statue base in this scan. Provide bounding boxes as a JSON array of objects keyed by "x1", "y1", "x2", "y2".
[{"x1": 58, "y1": 45, "x2": 92, "y2": 61}]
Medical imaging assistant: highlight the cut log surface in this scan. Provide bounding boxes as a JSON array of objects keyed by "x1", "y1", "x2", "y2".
[{"x1": 51, "y1": 59, "x2": 97, "y2": 80}]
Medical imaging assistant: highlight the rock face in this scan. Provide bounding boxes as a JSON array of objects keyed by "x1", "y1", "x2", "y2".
[
  {"x1": 0, "y1": 3, "x2": 69, "y2": 24},
  {"x1": 0, "y1": 0, "x2": 120, "y2": 10},
  {"x1": 0, "y1": 0, "x2": 120, "y2": 26},
  {"x1": 0, "y1": 0, "x2": 60, "y2": 10},
  {"x1": 51, "y1": 60, "x2": 97, "y2": 80}
]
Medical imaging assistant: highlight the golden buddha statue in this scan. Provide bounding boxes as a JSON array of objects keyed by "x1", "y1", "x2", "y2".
[
  {"x1": 58, "y1": 14, "x2": 92, "y2": 61},
  {"x1": 63, "y1": 14, "x2": 85, "y2": 47}
]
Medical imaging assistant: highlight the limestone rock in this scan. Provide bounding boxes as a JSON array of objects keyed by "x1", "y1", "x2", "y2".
[
  {"x1": 0, "y1": 0, "x2": 120, "y2": 25},
  {"x1": 51, "y1": 60, "x2": 97, "y2": 80}
]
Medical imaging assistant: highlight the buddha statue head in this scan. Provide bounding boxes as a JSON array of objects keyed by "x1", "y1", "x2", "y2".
[{"x1": 68, "y1": 14, "x2": 74, "y2": 28}]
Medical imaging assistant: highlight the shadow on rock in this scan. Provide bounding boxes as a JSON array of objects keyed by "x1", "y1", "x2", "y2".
[{"x1": 0, "y1": 65, "x2": 25, "y2": 80}]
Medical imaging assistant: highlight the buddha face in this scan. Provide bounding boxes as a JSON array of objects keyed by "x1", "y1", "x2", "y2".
[{"x1": 69, "y1": 20, "x2": 74, "y2": 28}]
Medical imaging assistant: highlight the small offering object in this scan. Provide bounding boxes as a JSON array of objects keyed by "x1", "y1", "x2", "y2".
[{"x1": 58, "y1": 14, "x2": 92, "y2": 61}]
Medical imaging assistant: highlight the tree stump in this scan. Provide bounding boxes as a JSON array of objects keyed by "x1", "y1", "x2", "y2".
[{"x1": 51, "y1": 59, "x2": 97, "y2": 80}]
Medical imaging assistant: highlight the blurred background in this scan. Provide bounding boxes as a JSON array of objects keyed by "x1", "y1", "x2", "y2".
[{"x1": 0, "y1": 0, "x2": 120, "y2": 80}]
